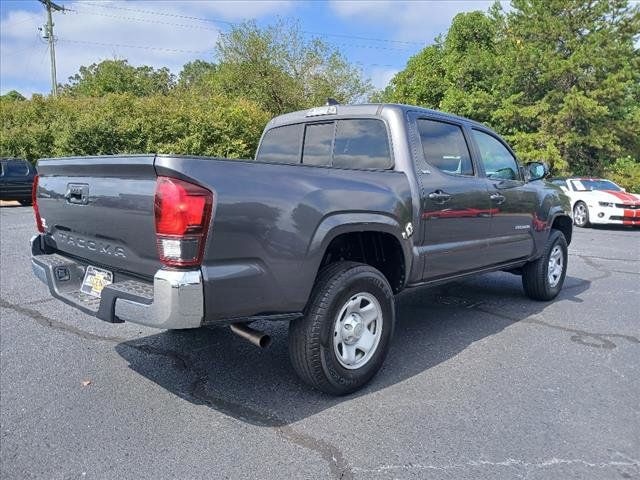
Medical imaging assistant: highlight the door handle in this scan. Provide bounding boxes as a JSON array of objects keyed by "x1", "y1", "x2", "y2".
[
  {"x1": 428, "y1": 190, "x2": 452, "y2": 202},
  {"x1": 490, "y1": 192, "x2": 506, "y2": 204}
]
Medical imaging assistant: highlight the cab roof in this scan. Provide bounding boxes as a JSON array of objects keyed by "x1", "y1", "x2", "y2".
[{"x1": 267, "y1": 103, "x2": 486, "y2": 129}]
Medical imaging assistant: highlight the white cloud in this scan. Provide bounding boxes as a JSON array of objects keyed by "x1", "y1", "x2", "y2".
[
  {"x1": 369, "y1": 67, "x2": 398, "y2": 90},
  {"x1": 330, "y1": 0, "x2": 504, "y2": 43},
  {"x1": 1, "y1": 0, "x2": 291, "y2": 95}
]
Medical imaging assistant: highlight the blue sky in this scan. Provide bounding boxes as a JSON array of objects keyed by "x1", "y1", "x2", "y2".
[{"x1": 1, "y1": 0, "x2": 503, "y2": 96}]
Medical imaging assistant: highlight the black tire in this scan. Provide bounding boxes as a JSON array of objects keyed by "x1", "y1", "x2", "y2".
[
  {"x1": 288, "y1": 262, "x2": 395, "y2": 395},
  {"x1": 18, "y1": 199, "x2": 32, "y2": 206},
  {"x1": 522, "y1": 229, "x2": 568, "y2": 301},
  {"x1": 573, "y1": 201, "x2": 589, "y2": 227}
]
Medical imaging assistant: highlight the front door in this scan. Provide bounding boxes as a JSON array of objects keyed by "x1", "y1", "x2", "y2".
[
  {"x1": 470, "y1": 128, "x2": 536, "y2": 263},
  {"x1": 412, "y1": 117, "x2": 493, "y2": 280}
]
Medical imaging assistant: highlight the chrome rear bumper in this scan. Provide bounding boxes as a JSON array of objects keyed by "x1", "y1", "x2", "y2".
[{"x1": 31, "y1": 235, "x2": 203, "y2": 329}]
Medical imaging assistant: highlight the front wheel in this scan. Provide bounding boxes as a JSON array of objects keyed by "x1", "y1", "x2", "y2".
[
  {"x1": 288, "y1": 262, "x2": 395, "y2": 395},
  {"x1": 573, "y1": 201, "x2": 589, "y2": 227},
  {"x1": 522, "y1": 230, "x2": 568, "y2": 301}
]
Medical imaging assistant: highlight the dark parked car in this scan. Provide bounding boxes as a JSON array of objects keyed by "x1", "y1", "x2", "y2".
[
  {"x1": 30, "y1": 103, "x2": 573, "y2": 394},
  {"x1": 0, "y1": 158, "x2": 36, "y2": 205}
]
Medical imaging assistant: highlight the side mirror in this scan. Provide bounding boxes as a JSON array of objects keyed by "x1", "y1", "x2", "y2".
[{"x1": 525, "y1": 161, "x2": 549, "y2": 181}]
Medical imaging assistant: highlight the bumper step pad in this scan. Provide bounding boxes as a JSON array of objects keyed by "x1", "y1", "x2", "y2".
[{"x1": 32, "y1": 253, "x2": 153, "y2": 322}]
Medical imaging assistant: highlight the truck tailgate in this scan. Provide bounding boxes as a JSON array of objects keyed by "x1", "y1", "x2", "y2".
[{"x1": 36, "y1": 155, "x2": 161, "y2": 278}]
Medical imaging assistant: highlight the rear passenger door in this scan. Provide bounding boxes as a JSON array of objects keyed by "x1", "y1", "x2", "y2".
[{"x1": 412, "y1": 116, "x2": 492, "y2": 280}]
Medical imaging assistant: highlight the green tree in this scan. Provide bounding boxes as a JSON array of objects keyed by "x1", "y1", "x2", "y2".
[
  {"x1": 384, "y1": 0, "x2": 640, "y2": 177},
  {"x1": 1, "y1": 90, "x2": 26, "y2": 101},
  {"x1": 209, "y1": 19, "x2": 373, "y2": 114},
  {"x1": 604, "y1": 156, "x2": 640, "y2": 192},
  {"x1": 381, "y1": 43, "x2": 446, "y2": 107},
  {"x1": 61, "y1": 59, "x2": 175, "y2": 97},
  {"x1": 177, "y1": 60, "x2": 218, "y2": 89},
  {"x1": 1, "y1": 92, "x2": 269, "y2": 162},
  {"x1": 383, "y1": 11, "x2": 499, "y2": 124},
  {"x1": 497, "y1": 0, "x2": 639, "y2": 174}
]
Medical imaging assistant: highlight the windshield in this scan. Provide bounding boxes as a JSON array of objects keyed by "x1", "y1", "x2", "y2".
[{"x1": 570, "y1": 179, "x2": 621, "y2": 192}]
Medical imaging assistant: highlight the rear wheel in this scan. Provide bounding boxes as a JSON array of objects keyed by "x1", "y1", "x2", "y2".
[
  {"x1": 573, "y1": 201, "x2": 589, "y2": 227},
  {"x1": 522, "y1": 229, "x2": 568, "y2": 301},
  {"x1": 288, "y1": 262, "x2": 395, "y2": 395}
]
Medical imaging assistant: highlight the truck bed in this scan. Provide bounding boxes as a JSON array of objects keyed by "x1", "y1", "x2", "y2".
[{"x1": 35, "y1": 154, "x2": 413, "y2": 321}]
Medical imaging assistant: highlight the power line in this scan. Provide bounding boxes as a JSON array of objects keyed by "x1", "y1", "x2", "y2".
[
  {"x1": 58, "y1": 39, "x2": 215, "y2": 55},
  {"x1": 80, "y1": 1, "x2": 237, "y2": 27},
  {"x1": 70, "y1": 9, "x2": 221, "y2": 32},
  {"x1": 80, "y1": 0, "x2": 425, "y2": 46},
  {"x1": 70, "y1": 8, "x2": 415, "y2": 53},
  {"x1": 57, "y1": 38, "x2": 403, "y2": 69}
]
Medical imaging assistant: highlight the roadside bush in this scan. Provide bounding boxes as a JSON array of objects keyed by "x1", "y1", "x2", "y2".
[
  {"x1": 0, "y1": 92, "x2": 270, "y2": 162},
  {"x1": 604, "y1": 157, "x2": 640, "y2": 193}
]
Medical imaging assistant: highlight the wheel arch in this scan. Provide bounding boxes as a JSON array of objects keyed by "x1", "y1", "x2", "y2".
[
  {"x1": 306, "y1": 213, "x2": 413, "y2": 294},
  {"x1": 550, "y1": 213, "x2": 573, "y2": 245}
]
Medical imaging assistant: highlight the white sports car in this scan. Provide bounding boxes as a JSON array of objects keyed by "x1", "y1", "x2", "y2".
[{"x1": 551, "y1": 178, "x2": 640, "y2": 227}]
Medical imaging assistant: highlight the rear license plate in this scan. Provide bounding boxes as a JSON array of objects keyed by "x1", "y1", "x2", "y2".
[{"x1": 81, "y1": 266, "x2": 113, "y2": 298}]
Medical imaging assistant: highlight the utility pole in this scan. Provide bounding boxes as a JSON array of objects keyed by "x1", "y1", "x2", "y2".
[{"x1": 38, "y1": 0, "x2": 67, "y2": 96}]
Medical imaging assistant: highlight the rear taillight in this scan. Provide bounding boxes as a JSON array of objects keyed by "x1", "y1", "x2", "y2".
[
  {"x1": 154, "y1": 176, "x2": 214, "y2": 267},
  {"x1": 32, "y1": 175, "x2": 44, "y2": 233}
]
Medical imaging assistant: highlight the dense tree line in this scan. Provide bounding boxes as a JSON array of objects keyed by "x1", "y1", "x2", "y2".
[
  {"x1": 380, "y1": 0, "x2": 639, "y2": 190},
  {"x1": 1, "y1": 4, "x2": 639, "y2": 190}
]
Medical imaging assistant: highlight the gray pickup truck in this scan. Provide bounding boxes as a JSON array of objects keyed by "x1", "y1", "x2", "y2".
[{"x1": 31, "y1": 103, "x2": 572, "y2": 394}]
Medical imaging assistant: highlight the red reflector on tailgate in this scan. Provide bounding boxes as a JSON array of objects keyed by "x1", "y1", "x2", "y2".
[{"x1": 32, "y1": 174, "x2": 44, "y2": 233}]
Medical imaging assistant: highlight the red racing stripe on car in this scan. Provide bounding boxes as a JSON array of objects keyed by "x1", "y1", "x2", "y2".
[
  {"x1": 622, "y1": 209, "x2": 640, "y2": 225},
  {"x1": 603, "y1": 190, "x2": 640, "y2": 204}
]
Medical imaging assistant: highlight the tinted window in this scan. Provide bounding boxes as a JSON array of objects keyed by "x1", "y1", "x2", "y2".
[
  {"x1": 302, "y1": 122, "x2": 334, "y2": 166},
  {"x1": 333, "y1": 119, "x2": 391, "y2": 169},
  {"x1": 472, "y1": 130, "x2": 520, "y2": 181},
  {"x1": 2, "y1": 161, "x2": 29, "y2": 176},
  {"x1": 417, "y1": 119, "x2": 473, "y2": 176},
  {"x1": 256, "y1": 124, "x2": 302, "y2": 164}
]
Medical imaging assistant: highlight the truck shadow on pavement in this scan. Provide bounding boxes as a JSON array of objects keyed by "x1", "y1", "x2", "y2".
[{"x1": 114, "y1": 269, "x2": 633, "y2": 428}]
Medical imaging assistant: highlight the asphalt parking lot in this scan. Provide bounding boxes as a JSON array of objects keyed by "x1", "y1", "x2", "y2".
[{"x1": 1, "y1": 204, "x2": 638, "y2": 479}]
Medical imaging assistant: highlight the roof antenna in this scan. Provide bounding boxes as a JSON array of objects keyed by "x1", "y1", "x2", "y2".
[{"x1": 325, "y1": 98, "x2": 339, "y2": 106}]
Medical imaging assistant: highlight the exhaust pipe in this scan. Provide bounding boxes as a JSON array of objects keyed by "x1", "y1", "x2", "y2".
[{"x1": 230, "y1": 323, "x2": 271, "y2": 348}]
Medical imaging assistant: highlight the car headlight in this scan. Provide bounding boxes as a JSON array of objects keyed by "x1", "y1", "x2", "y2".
[{"x1": 598, "y1": 201, "x2": 615, "y2": 207}]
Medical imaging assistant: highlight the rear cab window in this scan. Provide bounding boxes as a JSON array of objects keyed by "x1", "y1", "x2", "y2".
[
  {"x1": 255, "y1": 124, "x2": 303, "y2": 164},
  {"x1": 302, "y1": 122, "x2": 334, "y2": 166},
  {"x1": 257, "y1": 118, "x2": 393, "y2": 170}
]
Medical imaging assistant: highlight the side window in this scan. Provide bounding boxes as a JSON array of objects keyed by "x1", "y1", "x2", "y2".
[
  {"x1": 472, "y1": 130, "x2": 520, "y2": 181},
  {"x1": 333, "y1": 119, "x2": 392, "y2": 169},
  {"x1": 416, "y1": 119, "x2": 473, "y2": 176},
  {"x1": 302, "y1": 122, "x2": 334, "y2": 166},
  {"x1": 256, "y1": 124, "x2": 302, "y2": 164}
]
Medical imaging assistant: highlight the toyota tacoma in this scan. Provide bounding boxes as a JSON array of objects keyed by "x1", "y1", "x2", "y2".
[{"x1": 31, "y1": 103, "x2": 573, "y2": 395}]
